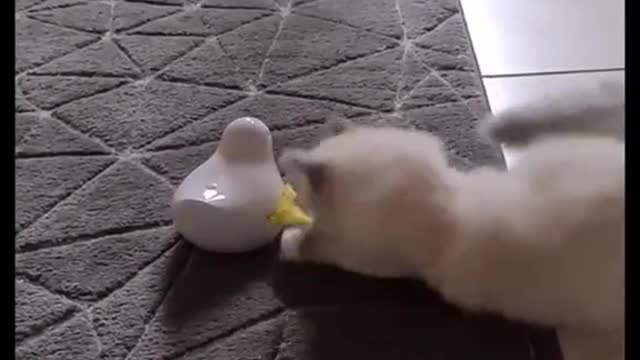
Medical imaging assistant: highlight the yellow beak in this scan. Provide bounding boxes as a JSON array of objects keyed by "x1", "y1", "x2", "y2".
[{"x1": 267, "y1": 183, "x2": 313, "y2": 226}]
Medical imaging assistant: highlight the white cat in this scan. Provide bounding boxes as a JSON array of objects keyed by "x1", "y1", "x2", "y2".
[{"x1": 278, "y1": 87, "x2": 624, "y2": 360}]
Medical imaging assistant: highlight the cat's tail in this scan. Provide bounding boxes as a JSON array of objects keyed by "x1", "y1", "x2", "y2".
[{"x1": 479, "y1": 79, "x2": 625, "y2": 145}]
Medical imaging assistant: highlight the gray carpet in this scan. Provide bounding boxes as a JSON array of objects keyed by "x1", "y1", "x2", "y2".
[{"x1": 15, "y1": 0, "x2": 559, "y2": 359}]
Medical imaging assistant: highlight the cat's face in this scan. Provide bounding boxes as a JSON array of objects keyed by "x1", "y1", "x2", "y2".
[{"x1": 277, "y1": 122, "x2": 454, "y2": 279}]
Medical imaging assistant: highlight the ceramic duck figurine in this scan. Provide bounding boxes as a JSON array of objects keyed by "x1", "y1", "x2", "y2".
[{"x1": 171, "y1": 117, "x2": 311, "y2": 253}]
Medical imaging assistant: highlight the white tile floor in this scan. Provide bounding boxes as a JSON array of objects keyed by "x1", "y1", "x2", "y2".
[{"x1": 459, "y1": 0, "x2": 625, "y2": 168}]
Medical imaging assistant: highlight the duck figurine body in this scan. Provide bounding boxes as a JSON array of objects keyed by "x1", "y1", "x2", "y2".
[{"x1": 171, "y1": 117, "x2": 311, "y2": 253}]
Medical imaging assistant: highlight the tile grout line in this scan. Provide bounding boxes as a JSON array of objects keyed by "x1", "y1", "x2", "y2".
[{"x1": 482, "y1": 67, "x2": 625, "y2": 79}]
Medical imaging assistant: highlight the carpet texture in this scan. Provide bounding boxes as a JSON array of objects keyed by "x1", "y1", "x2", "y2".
[{"x1": 16, "y1": 0, "x2": 559, "y2": 359}]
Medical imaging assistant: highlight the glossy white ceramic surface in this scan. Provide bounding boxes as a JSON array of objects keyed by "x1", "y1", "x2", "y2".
[{"x1": 171, "y1": 117, "x2": 284, "y2": 252}]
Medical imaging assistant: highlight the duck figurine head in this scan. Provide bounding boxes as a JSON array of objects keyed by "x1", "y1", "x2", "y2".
[{"x1": 171, "y1": 117, "x2": 312, "y2": 253}]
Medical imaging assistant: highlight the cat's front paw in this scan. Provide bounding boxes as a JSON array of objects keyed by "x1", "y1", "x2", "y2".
[{"x1": 280, "y1": 227, "x2": 305, "y2": 261}]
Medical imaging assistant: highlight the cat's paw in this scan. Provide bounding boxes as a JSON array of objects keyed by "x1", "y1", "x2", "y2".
[{"x1": 280, "y1": 227, "x2": 305, "y2": 261}]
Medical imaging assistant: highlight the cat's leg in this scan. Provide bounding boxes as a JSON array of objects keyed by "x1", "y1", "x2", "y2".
[{"x1": 280, "y1": 227, "x2": 306, "y2": 261}]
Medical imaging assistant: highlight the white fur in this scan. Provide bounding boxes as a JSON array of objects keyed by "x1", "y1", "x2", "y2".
[
  {"x1": 279, "y1": 124, "x2": 624, "y2": 360},
  {"x1": 280, "y1": 226, "x2": 305, "y2": 260}
]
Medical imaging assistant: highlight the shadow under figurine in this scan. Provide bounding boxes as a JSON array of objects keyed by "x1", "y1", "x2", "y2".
[{"x1": 171, "y1": 117, "x2": 311, "y2": 253}]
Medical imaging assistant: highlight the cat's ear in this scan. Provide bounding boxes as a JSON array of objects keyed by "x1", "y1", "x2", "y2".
[{"x1": 279, "y1": 149, "x2": 327, "y2": 190}]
